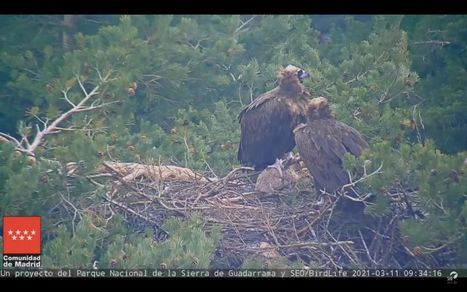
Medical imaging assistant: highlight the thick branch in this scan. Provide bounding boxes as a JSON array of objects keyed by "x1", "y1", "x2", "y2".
[{"x1": 25, "y1": 78, "x2": 100, "y2": 156}]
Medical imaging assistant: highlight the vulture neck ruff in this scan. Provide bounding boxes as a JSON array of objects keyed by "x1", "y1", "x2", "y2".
[
  {"x1": 305, "y1": 97, "x2": 333, "y2": 121},
  {"x1": 277, "y1": 69, "x2": 305, "y2": 98}
]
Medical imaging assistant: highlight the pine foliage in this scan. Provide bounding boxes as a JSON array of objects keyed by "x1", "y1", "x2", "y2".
[{"x1": 0, "y1": 15, "x2": 465, "y2": 268}]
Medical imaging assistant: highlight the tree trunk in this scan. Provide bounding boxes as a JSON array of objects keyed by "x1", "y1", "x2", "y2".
[{"x1": 62, "y1": 15, "x2": 77, "y2": 51}]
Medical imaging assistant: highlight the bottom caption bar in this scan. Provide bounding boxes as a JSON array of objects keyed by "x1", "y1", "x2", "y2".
[{"x1": 0, "y1": 269, "x2": 464, "y2": 278}]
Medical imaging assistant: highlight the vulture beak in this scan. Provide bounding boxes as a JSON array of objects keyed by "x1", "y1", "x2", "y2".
[{"x1": 298, "y1": 69, "x2": 310, "y2": 83}]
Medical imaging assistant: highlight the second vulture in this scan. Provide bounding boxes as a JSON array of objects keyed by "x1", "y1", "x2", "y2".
[{"x1": 294, "y1": 97, "x2": 368, "y2": 196}]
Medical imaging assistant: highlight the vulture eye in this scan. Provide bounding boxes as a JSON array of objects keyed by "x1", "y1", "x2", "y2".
[{"x1": 297, "y1": 69, "x2": 310, "y2": 83}]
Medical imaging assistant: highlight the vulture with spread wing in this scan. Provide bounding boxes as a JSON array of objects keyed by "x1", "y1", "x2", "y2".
[
  {"x1": 238, "y1": 65, "x2": 310, "y2": 170},
  {"x1": 294, "y1": 97, "x2": 368, "y2": 196}
]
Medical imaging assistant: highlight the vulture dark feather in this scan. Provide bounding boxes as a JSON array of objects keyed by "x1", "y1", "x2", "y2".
[
  {"x1": 238, "y1": 65, "x2": 310, "y2": 170},
  {"x1": 294, "y1": 97, "x2": 368, "y2": 195}
]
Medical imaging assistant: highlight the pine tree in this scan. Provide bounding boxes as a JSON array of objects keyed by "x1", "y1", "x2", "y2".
[{"x1": 0, "y1": 15, "x2": 465, "y2": 268}]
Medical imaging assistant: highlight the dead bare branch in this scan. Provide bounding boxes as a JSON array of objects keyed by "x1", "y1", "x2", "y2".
[{"x1": 0, "y1": 71, "x2": 114, "y2": 157}]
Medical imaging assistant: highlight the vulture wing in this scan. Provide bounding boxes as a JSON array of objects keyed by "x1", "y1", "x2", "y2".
[
  {"x1": 338, "y1": 122, "x2": 369, "y2": 156},
  {"x1": 238, "y1": 90, "x2": 301, "y2": 170},
  {"x1": 294, "y1": 119, "x2": 367, "y2": 194}
]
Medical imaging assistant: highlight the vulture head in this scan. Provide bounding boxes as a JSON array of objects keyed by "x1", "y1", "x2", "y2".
[
  {"x1": 305, "y1": 97, "x2": 333, "y2": 121},
  {"x1": 277, "y1": 65, "x2": 310, "y2": 95}
]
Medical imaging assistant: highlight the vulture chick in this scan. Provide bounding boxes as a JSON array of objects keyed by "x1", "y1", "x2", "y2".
[
  {"x1": 238, "y1": 65, "x2": 311, "y2": 170},
  {"x1": 254, "y1": 157, "x2": 303, "y2": 193},
  {"x1": 294, "y1": 97, "x2": 368, "y2": 196}
]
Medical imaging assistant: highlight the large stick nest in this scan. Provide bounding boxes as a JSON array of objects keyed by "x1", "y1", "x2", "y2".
[{"x1": 88, "y1": 161, "x2": 455, "y2": 269}]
